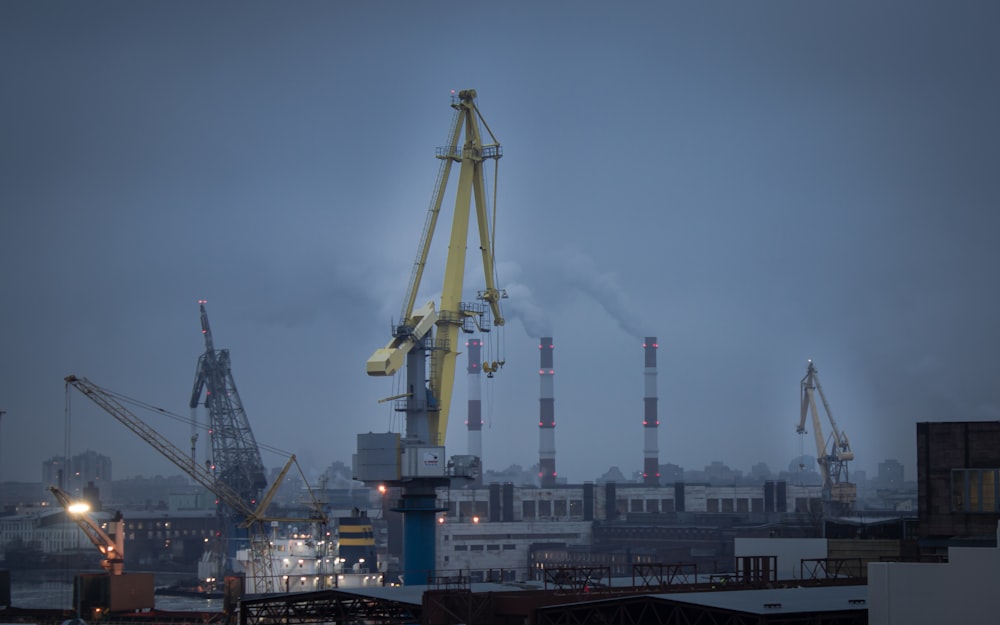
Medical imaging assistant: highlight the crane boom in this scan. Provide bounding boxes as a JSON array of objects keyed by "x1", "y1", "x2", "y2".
[
  {"x1": 63, "y1": 375, "x2": 322, "y2": 593},
  {"x1": 66, "y1": 375, "x2": 256, "y2": 519},
  {"x1": 367, "y1": 88, "x2": 506, "y2": 446}
]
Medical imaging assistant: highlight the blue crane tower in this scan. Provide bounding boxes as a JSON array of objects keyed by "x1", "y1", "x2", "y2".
[{"x1": 189, "y1": 300, "x2": 268, "y2": 575}]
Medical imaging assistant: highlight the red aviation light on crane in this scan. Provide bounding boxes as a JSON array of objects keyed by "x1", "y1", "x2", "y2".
[{"x1": 642, "y1": 341, "x2": 659, "y2": 348}]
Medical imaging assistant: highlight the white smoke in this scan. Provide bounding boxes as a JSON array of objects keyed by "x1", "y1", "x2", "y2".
[
  {"x1": 504, "y1": 281, "x2": 554, "y2": 338},
  {"x1": 555, "y1": 248, "x2": 648, "y2": 340}
]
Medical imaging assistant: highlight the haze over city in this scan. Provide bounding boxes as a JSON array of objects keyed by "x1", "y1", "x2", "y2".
[{"x1": 2, "y1": 1, "x2": 998, "y2": 486}]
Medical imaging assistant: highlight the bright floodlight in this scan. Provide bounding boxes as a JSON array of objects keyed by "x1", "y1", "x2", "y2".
[{"x1": 68, "y1": 502, "x2": 90, "y2": 514}]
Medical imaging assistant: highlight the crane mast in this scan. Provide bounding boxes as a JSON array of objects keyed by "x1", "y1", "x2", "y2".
[
  {"x1": 797, "y1": 360, "x2": 856, "y2": 514},
  {"x1": 358, "y1": 89, "x2": 507, "y2": 583},
  {"x1": 190, "y1": 300, "x2": 268, "y2": 502}
]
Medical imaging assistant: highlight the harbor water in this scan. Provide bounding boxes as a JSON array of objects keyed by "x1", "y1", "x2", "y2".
[{"x1": 9, "y1": 570, "x2": 221, "y2": 613}]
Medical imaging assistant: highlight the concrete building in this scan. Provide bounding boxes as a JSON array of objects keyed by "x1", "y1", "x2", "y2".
[
  {"x1": 41, "y1": 451, "x2": 112, "y2": 500},
  {"x1": 916, "y1": 420, "x2": 1000, "y2": 553},
  {"x1": 433, "y1": 480, "x2": 825, "y2": 582}
]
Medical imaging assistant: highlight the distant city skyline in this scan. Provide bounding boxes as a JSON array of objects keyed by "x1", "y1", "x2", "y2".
[{"x1": 10, "y1": 448, "x2": 913, "y2": 491}]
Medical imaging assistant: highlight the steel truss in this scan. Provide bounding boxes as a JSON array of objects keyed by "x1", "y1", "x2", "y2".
[{"x1": 238, "y1": 590, "x2": 420, "y2": 625}]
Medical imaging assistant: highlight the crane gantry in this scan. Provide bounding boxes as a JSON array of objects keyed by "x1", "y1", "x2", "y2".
[
  {"x1": 797, "y1": 360, "x2": 857, "y2": 515},
  {"x1": 356, "y1": 89, "x2": 507, "y2": 582}
]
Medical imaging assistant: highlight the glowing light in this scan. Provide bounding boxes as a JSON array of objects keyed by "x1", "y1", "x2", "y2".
[
  {"x1": 67, "y1": 502, "x2": 90, "y2": 514},
  {"x1": 437, "y1": 516, "x2": 445, "y2": 524},
  {"x1": 378, "y1": 484, "x2": 387, "y2": 495},
  {"x1": 472, "y1": 516, "x2": 480, "y2": 524}
]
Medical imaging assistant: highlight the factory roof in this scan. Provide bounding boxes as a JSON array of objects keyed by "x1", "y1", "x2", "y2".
[{"x1": 653, "y1": 584, "x2": 868, "y2": 615}]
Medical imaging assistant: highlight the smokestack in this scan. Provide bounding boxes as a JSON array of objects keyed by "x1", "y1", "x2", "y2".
[
  {"x1": 643, "y1": 336, "x2": 660, "y2": 485},
  {"x1": 467, "y1": 338, "x2": 483, "y2": 486},
  {"x1": 539, "y1": 336, "x2": 556, "y2": 487}
]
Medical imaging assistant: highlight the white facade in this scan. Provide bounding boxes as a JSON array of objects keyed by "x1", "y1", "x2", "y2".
[
  {"x1": 868, "y1": 546, "x2": 1000, "y2": 625},
  {"x1": 438, "y1": 519, "x2": 591, "y2": 582},
  {"x1": 0, "y1": 511, "x2": 110, "y2": 556}
]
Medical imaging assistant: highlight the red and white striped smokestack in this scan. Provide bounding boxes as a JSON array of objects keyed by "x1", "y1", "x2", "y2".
[
  {"x1": 466, "y1": 338, "x2": 483, "y2": 486},
  {"x1": 643, "y1": 336, "x2": 660, "y2": 485},
  {"x1": 539, "y1": 336, "x2": 556, "y2": 487}
]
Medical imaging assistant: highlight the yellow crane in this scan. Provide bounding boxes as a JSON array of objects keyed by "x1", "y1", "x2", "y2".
[
  {"x1": 64, "y1": 375, "x2": 326, "y2": 594},
  {"x1": 366, "y1": 88, "x2": 505, "y2": 446},
  {"x1": 797, "y1": 360, "x2": 856, "y2": 514},
  {"x1": 48, "y1": 485, "x2": 125, "y2": 576},
  {"x1": 48, "y1": 485, "x2": 157, "y2": 617},
  {"x1": 358, "y1": 89, "x2": 507, "y2": 581}
]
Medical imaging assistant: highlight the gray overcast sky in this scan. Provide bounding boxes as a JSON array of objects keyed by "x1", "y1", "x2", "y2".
[{"x1": 2, "y1": 1, "x2": 998, "y2": 486}]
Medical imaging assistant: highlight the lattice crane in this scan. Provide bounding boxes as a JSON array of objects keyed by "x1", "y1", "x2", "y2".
[
  {"x1": 64, "y1": 375, "x2": 322, "y2": 594},
  {"x1": 190, "y1": 300, "x2": 268, "y2": 503}
]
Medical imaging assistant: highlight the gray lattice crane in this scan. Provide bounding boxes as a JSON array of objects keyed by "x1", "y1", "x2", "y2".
[
  {"x1": 190, "y1": 300, "x2": 268, "y2": 502},
  {"x1": 188, "y1": 301, "x2": 267, "y2": 587}
]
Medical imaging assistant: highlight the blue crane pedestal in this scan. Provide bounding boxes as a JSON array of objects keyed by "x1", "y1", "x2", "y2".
[{"x1": 393, "y1": 483, "x2": 447, "y2": 585}]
